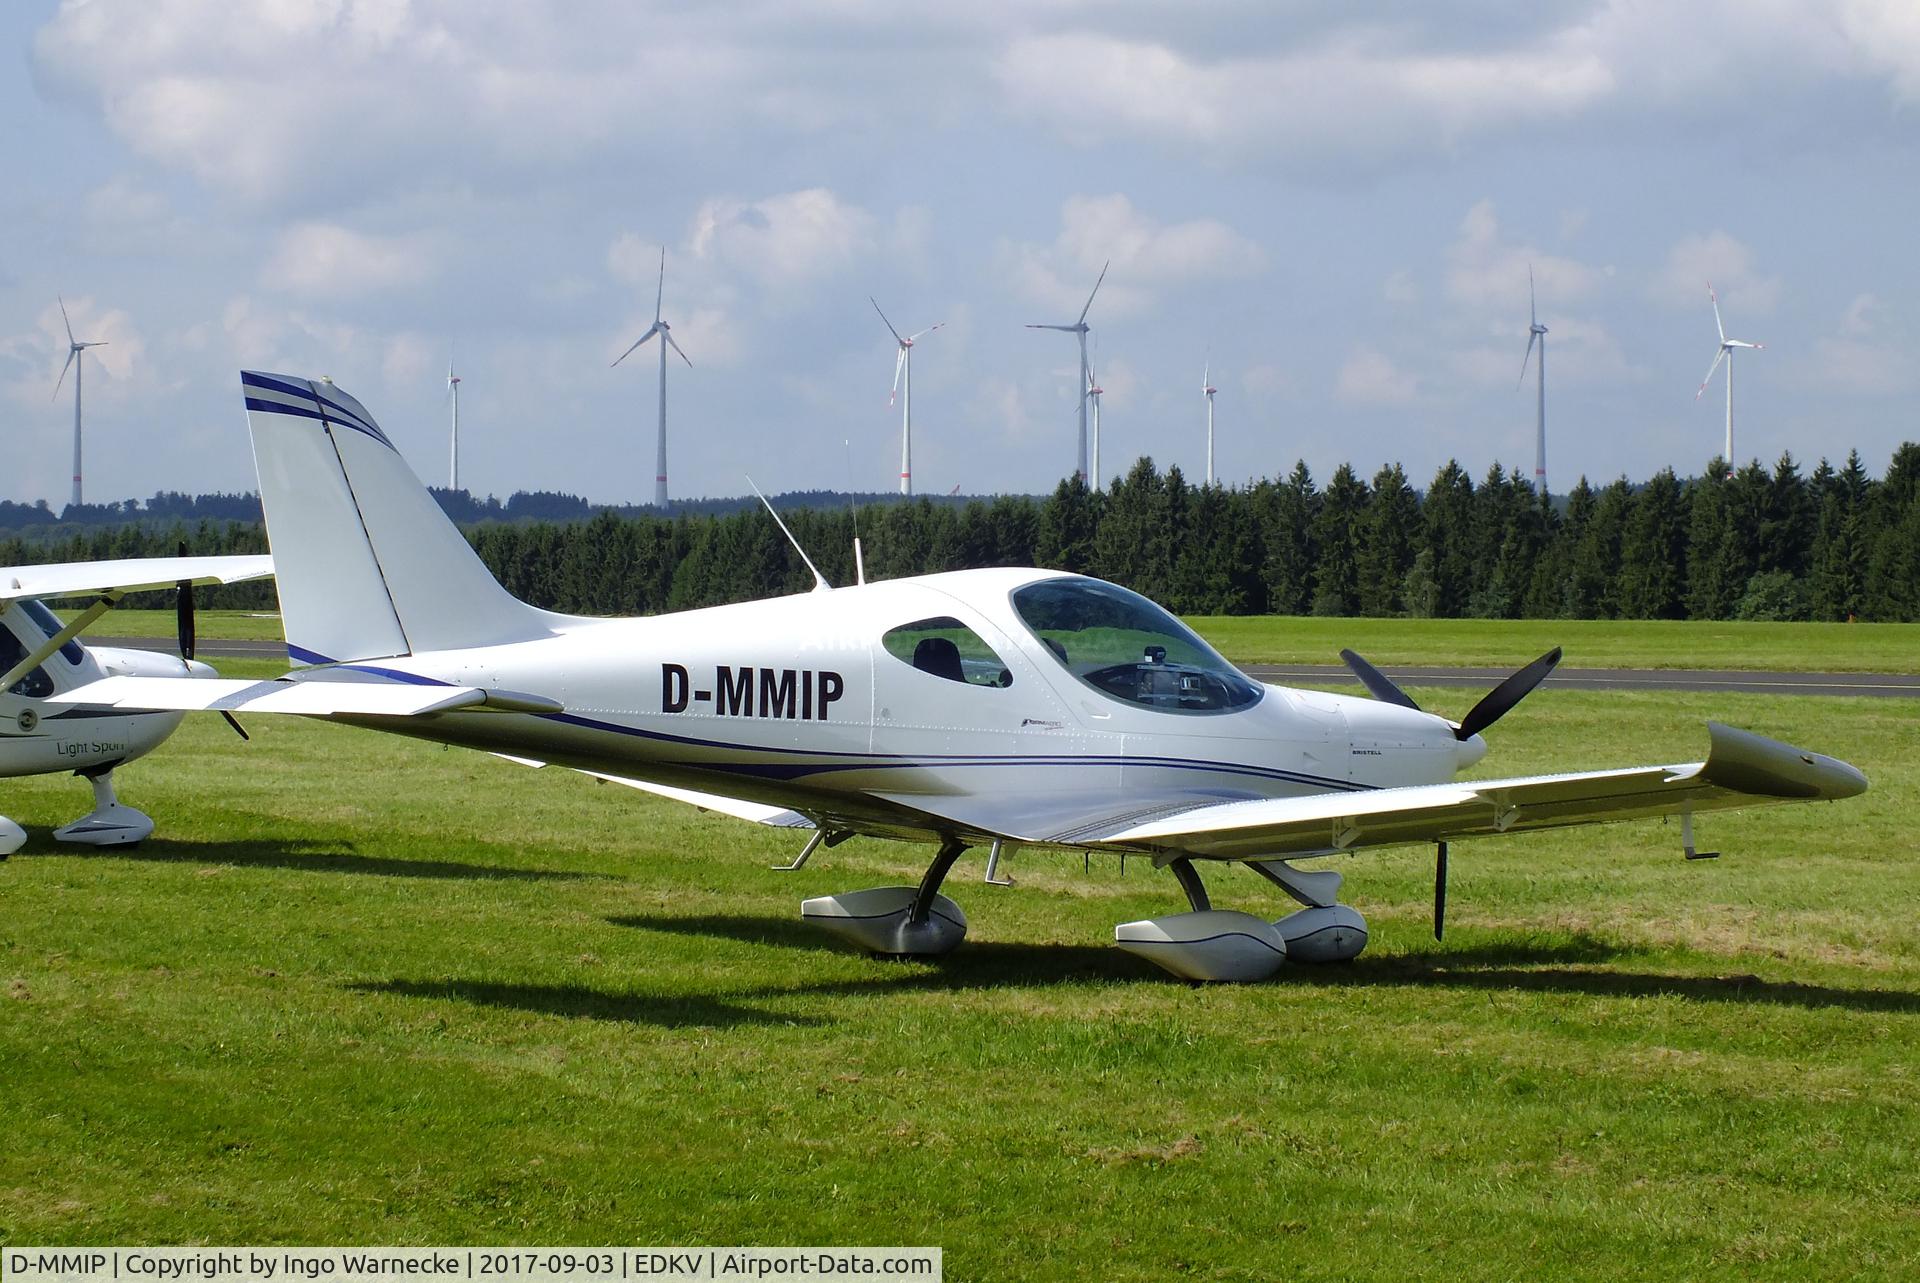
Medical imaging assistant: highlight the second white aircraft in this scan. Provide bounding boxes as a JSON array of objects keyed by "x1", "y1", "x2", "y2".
[{"x1": 54, "y1": 372, "x2": 1869, "y2": 981}]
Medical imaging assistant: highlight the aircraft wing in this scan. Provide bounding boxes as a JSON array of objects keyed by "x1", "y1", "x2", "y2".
[
  {"x1": 573, "y1": 770, "x2": 816, "y2": 828},
  {"x1": 0, "y1": 554, "x2": 274, "y2": 602},
  {"x1": 47, "y1": 674, "x2": 560, "y2": 718},
  {"x1": 1081, "y1": 722, "x2": 1867, "y2": 861}
]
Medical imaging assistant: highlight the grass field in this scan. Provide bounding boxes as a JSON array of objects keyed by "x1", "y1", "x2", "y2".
[
  {"x1": 2, "y1": 660, "x2": 1916, "y2": 1278},
  {"x1": 93, "y1": 608, "x2": 1920, "y2": 673}
]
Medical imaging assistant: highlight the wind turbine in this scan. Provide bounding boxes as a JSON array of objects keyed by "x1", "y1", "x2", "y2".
[
  {"x1": 1695, "y1": 280, "x2": 1763, "y2": 473},
  {"x1": 446, "y1": 348, "x2": 462, "y2": 491},
  {"x1": 51, "y1": 298, "x2": 108, "y2": 510},
  {"x1": 871, "y1": 298, "x2": 943, "y2": 496},
  {"x1": 1086, "y1": 353, "x2": 1104, "y2": 489},
  {"x1": 1202, "y1": 358, "x2": 1217, "y2": 487},
  {"x1": 612, "y1": 248, "x2": 692, "y2": 507},
  {"x1": 1517, "y1": 265, "x2": 1548, "y2": 495},
  {"x1": 1025, "y1": 261, "x2": 1108, "y2": 484}
]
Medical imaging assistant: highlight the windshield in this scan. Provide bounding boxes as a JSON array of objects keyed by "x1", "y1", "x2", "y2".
[{"x1": 1011, "y1": 577, "x2": 1262, "y2": 714}]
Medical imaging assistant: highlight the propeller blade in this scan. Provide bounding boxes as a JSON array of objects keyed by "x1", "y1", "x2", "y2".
[
  {"x1": 1517, "y1": 330, "x2": 1538, "y2": 390},
  {"x1": 1078, "y1": 260, "x2": 1109, "y2": 325},
  {"x1": 1339, "y1": 648, "x2": 1422, "y2": 711},
  {"x1": 664, "y1": 329, "x2": 692, "y2": 368},
  {"x1": 870, "y1": 296, "x2": 905, "y2": 346},
  {"x1": 220, "y1": 711, "x2": 250, "y2": 741},
  {"x1": 58, "y1": 296, "x2": 76, "y2": 346},
  {"x1": 1434, "y1": 841, "x2": 1449, "y2": 941},
  {"x1": 1695, "y1": 345, "x2": 1728, "y2": 400},
  {"x1": 1707, "y1": 280, "x2": 1726, "y2": 344},
  {"x1": 175, "y1": 541, "x2": 195, "y2": 661},
  {"x1": 52, "y1": 347, "x2": 76, "y2": 401},
  {"x1": 1455, "y1": 647, "x2": 1562, "y2": 741},
  {"x1": 611, "y1": 325, "x2": 660, "y2": 367},
  {"x1": 890, "y1": 348, "x2": 906, "y2": 406}
]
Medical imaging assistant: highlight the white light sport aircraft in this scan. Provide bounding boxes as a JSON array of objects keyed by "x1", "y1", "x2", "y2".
[
  {"x1": 50, "y1": 372, "x2": 1869, "y2": 980},
  {"x1": 1, "y1": 554, "x2": 273, "y2": 854}
]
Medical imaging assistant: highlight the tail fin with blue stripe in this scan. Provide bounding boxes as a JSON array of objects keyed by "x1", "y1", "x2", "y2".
[{"x1": 241, "y1": 371, "x2": 552, "y2": 663}]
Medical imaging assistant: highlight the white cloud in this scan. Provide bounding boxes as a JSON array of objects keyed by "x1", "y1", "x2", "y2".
[
  {"x1": 1651, "y1": 231, "x2": 1780, "y2": 316},
  {"x1": 1446, "y1": 200, "x2": 1608, "y2": 313},
  {"x1": 263, "y1": 223, "x2": 438, "y2": 300},
  {"x1": 1000, "y1": 193, "x2": 1265, "y2": 319},
  {"x1": 993, "y1": 29, "x2": 1614, "y2": 166},
  {"x1": 686, "y1": 188, "x2": 876, "y2": 290},
  {"x1": 1335, "y1": 347, "x2": 1418, "y2": 407},
  {"x1": 1800, "y1": 293, "x2": 1915, "y2": 396},
  {"x1": 1840, "y1": 0, "x2": 1920, "y2": 100}
]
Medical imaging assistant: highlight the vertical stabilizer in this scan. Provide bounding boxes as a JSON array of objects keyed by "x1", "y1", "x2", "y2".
[{"x1": 241, "y1": 372, "x2": 551, "y2": 663}]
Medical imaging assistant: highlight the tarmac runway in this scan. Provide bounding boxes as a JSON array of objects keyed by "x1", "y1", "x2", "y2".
[{"x1": 91, "y1": 637, "x2": 1920, "y2": 699}]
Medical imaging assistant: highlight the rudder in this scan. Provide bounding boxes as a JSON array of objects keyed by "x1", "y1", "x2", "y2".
[{"x1": 241, "y1": 371, "x2": 551, "y2": 663}]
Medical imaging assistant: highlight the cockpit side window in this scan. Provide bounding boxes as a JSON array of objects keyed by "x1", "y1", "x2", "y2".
[
  {"x1": 19, "y1": 599, "x2": 85, "y2": 665},
  {"x1": 1011, "y1": 577, "x2": 1262, "y2": 714},
  {"x1": 0, "y1": 624, "x2": 55, "y2": 699},
  {"x1": 882, "y1": 617, "x2": 1014, "y2": 689}
]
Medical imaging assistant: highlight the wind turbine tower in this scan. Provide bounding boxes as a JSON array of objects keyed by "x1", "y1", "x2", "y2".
[
  {"x1": 1025, "y1": 261, "x2": 1108, "y2": 485},
  {"x1": 446, "y1": 350, "x2": 462, "y2": 490},
  {"x1": 1695, "y1": 280, "x2": 1763, "y2": 473},
  {"x1": 1517, "y1": 266, "x2": 1548, "y2": 495},
  {"x1": 1202, "y1": 359, "x2": 1217, "y2": 486},
  {"x1": 52, "y1": 298, "x2": 107, "y2": 509},
  {"x1": 1086, "y1": 356, "x2": 1104, "y2": 489},
  {"x1": 871, "y1": 298, "x2": 943, "y2": 496},
  {"x1": 613, "y1": 248, "x2": 693, "y2": 507}
]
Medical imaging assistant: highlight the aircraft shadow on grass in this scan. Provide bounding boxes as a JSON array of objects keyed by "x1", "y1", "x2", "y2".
[
  {"x1": 607, "y1": 911, "x2": 1920, "y2": 1015},
  {"x1": 48, "y1": 838, "x2": 611, "y2": 884},
  {"x1": 343, "y1": 978, "x2": 823, "y2": 1030}
]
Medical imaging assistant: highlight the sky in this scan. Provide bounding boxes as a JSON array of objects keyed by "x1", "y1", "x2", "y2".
[{"x1": 2, "y1": 1, "x2": 1918, "y2": 507}]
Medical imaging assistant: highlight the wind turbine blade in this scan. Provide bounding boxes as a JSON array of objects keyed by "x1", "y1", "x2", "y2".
[
  {"x1": 665, "y1": 330, "x2": 692, "y2": 368},
  {"x1": 1517, "y1": 331, "x2": 1537, "y2": 390},
  {"x1": 1727, "y1": 339, "x2": 1763, "y2": 350},
  {"x1": 869, "y1": 296, "x2": 905, "y2": 346},
  {"x1": 890, "y1": 348, "x2": 906, "y2": 406},
  {"x1": 1528, "y1": 263, "x2": 1537, "y2": 328},
  {"x1": 1077, "y1": 260, "x2": 1110, "y2": 325},
  {"x1": 1695, "y1": 346, "x2": 1728, "y2": 400},
  {"x1": 611, "y1": 325, "x2": 661, "y2": 367},
  {"x1": 58, "y1": 296, "x2": 76, "y2": 346},
  {"x1": 52, "y1": 347, "x2": 75, "y2": 400},
  {"x1": 1202, "y1": 358, "x2": 1209, "y2": 391},
  {"x1": 907, "y1": 322, "x2": 944, "y2": 342},
  {"x1": 1707, "y1": 280, "x2": 1726, "y2": 344},
  {"x1": 1026, "y1": 323, "x2": 1077, "y2": 332},
  {"x1": 655, "y1": 249, "x2": 666, "y2": 325}
]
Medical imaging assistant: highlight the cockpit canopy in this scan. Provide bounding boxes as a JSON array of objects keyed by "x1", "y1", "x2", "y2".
[{"x1": 1010, "y1": 576, "x2": 1262, "y2": 714}]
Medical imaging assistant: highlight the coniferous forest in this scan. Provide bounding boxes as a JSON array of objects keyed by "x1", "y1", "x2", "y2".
[{"x1": 5, "y1": 446, "x2": 1918, "y2": 621}]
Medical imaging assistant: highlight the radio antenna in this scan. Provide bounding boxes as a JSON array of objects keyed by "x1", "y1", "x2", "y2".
[
  {"x1": 746, "y1": 475, "x2": 831, "y2": 592},
  {"x1": 844, "y1": 438, "x2": 865, "y2": 586}
]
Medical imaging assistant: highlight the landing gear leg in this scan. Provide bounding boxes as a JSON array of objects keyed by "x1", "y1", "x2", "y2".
[
  {"x1": 800, "y1": 836, "x2": 971, "y2": 956},
  {"x1": 53, "y1": 767, "x2": 154, "y2": 848}
]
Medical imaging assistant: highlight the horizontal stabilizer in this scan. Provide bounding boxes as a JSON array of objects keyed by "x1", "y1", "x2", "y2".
[
  {"x1": 1, "y1": 554, "x2": 273, "y2": 603},
  {"x1": 48, "y1": 674, "x2": 519, "y2": 718},
  {"x1": 1092, "y1": 722, "x2": 1867, "y2": 861}
]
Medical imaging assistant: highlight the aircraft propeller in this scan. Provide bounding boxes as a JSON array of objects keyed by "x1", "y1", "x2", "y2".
[
  {"x1": 1339, "y1": 646, "x2": 1562, "y2": 939},
  {"x1": 1338, "y1": 646, "x2": 1563, "y2": 741},
  {"x1": 177, "y1": 542, "x2": 249, "y2": 741}
]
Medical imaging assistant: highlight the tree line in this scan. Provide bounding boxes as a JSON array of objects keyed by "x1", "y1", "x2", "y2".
[{"x1": 4, "y1": 446, "x2": 1916, "y2": 621}]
